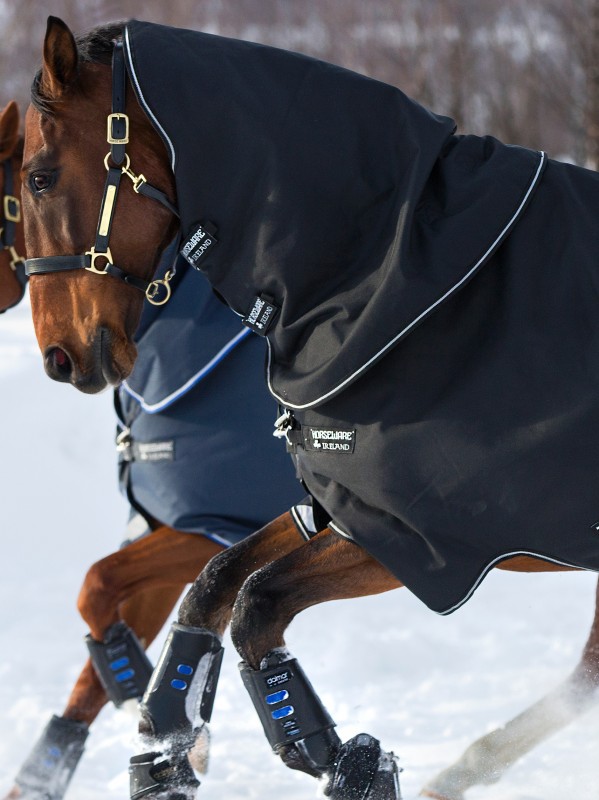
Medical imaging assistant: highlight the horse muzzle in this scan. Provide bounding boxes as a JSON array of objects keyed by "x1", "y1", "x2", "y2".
[{"x1": 43, "y1": 327, "x2": 125, "y2": 393}]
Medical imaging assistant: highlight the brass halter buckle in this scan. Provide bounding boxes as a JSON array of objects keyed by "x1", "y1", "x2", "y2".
[
  {"x1": 146, "y1": 269, "x2": 174, "y2": 306},
  {"x1": 85, "y1": 246, "x2": 114, "y2": 275},
  {"x1": 107, "y1": 112, "x2": 129, "y2": 145},
  {"x1": 3, "y1": 194, "x2": 20, "y2": 223}
]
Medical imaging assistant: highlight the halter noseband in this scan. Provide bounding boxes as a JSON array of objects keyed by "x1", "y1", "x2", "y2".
[
  {"x1": 0, "y1": 156, "x2": 27, "y2": 313},
  {"x1": 24, "y1": 40, "x2": 180, "y2": 307}
]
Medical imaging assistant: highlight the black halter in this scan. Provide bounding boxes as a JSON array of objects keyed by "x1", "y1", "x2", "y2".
[
  {"x1": 0, "y1": 156, "x2": 27, "y2": 313},
  {"x1": 25, "y1": 41, "x2": 180, "y2": 307}
]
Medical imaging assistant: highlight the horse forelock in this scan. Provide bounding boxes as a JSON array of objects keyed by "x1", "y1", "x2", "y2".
[{"x1": 31, "y1": 21, "x2": 126, "y2": 117}]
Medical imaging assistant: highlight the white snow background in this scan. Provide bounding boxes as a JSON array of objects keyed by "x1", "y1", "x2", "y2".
[{"x1": 0, "y1": 295, "x2": 598, "y2": 800}]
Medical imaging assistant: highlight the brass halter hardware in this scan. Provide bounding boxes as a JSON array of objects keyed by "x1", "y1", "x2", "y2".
[
  {"x1": 85, "y1": 246, "x2": 114, "y2": 275},
  {"x1": 146, "y1": 268, "x2": 174, "y2": 306},
  {"x1": 24, "y1": 40, "x2": 180, "y2": 301},
  {"x1": 3, "y1": 194, "x2": 20, "y2": 223}
]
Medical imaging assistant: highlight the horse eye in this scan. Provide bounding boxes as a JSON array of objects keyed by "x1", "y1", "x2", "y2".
[{"x1": 29, "y1": 171, "x2": 55, "y2": 194}]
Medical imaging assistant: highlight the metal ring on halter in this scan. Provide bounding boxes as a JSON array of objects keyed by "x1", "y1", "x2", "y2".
[
  {"x1": 145, "y1": 269, "x2": 174, "y2": 306},
  {"x1": 85, "y1": 246, "x2": 114, "y2": 274}
]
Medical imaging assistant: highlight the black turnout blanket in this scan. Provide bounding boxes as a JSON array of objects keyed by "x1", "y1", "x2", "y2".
[{"x1": 124, "y1": 21, "x2": 599, "y2": 613}]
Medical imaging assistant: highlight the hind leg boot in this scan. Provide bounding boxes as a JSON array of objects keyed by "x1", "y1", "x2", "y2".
[{"x1": 11, "y1": 715, "x2": 88, "y2": 800}]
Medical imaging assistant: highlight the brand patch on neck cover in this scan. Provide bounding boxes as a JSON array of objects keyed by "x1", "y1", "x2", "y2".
[
  {"x1": 243, "y1": 294, "x2": 280, "y2": 335},
  {"x1": 304, "y1": 427, "x2": 356, "y2": 453},
  {"x1": 180, "y1": 221, "x2": 218, "y2": 269}
]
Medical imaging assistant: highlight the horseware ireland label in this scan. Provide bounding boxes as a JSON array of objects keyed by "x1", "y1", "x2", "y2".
[
  {"x1": 243, "y1": 294, "x2": 280, "y2": 335},
  {"x1": 180, "y1": 221, "x2": 218, "y2": 269},
  {"x1": 304, "y1": 427, "x2": 356, "y2": 453},
  {"x1": 133, "y1": 440, "x2": 175, "y2": 462}
]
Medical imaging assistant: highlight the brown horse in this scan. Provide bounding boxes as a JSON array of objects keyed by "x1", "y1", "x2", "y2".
[
  {"x1": 0, "y1": 102, "x2": 26, "y2": 313},
  {"x1": 1, "y1": 98, "x2": 301, "y2": 800},
  {"x1": 19, "y1": 16, "x2": 599, "y2": 800},
  {"x1": 0, "y1": 99, "x2": 230, "y2": 800}
]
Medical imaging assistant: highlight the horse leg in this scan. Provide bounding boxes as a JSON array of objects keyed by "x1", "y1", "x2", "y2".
[
  {"x1": 228, "y1": 530, "x2": 403, "y2": 799},
  {"x1": 5, "y1": 527, "x2": 222, "y2": 800},
  {"x1": 129, "y1": 511, "x2": 308, "y2": 799},
  {"x1": 420, "y1": 575, "x2": 599, "y2": 800}
]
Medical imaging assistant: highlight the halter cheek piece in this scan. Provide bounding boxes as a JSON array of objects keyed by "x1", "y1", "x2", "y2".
[
  {"x1": 0, "y1": 156, "x2": 28, "y2": 313},
  {"x1": 24, "y1": 40, "x2": 180, "y2": 307}
]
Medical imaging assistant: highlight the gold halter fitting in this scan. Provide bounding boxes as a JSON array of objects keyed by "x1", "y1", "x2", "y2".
[{"x1": 146, "y1": 269, "x2": 174, "y2": 306}]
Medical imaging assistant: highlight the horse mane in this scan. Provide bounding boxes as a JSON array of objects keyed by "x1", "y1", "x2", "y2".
[{"x1": 31, "y1": 22, "x2": 125, "y2": 116}]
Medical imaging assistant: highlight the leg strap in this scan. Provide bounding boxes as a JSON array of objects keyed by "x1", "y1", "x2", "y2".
[
  {"x1": 239, "y1": 651, "x2": 340, "y2": 776},
  {"x1": 86, "y1": 620, "x2": 153, "y2": 707},
  {"x1": 14, "y1": 715, "x2": 89, "y2": 800},
  {"x1": 141, "y1": 622, "x2": 224, "y2": 744},
  {"x1": 129, "y1": 751, "x2": 199, "y2": 800}
]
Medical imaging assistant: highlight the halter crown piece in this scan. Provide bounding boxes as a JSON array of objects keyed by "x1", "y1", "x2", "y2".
[{"x1": 25, "y1": 40, "x2": 180, "y2": 306}]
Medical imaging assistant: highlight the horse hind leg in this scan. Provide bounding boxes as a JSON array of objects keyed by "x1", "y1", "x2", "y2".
[
  {"x1": 3, "y1": 527, "x2": 218, "y2": 800},
  {"x1": 228, "y1": 529, "x2": 403, "y2": 799},
  {"x1": 421, "y1": 576, "x2": 599, "y2": 800}
]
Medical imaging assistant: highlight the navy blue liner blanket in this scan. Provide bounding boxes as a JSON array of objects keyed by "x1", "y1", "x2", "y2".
[{"x1": 116, "y1": 255, "x2": 302, "y2": 546}]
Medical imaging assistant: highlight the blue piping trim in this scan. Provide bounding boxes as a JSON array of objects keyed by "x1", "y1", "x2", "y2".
[{"x1": 122, "y1": 327, "x2": 252, "y2": 413}]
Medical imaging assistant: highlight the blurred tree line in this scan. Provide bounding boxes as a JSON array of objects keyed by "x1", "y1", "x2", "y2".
[{"x1": 2, "y1": 0, "x2": 599, "y2": 165}]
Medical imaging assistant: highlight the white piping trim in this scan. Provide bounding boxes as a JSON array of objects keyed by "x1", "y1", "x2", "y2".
[
  {"x1": 438, "y1": 550, "x2": 587, "y2": 616},
  {"x1": 290, "y1": 503, "x2": 318, "y2": 540},
  {"x1": 267, "y1": 151, "x2": 547, "y2": 410},
  {"x1": 122, "y1": 327, "x2": 251, "y2": 413},
  {"x1": 330, "y1": 518, "x2": 588, "y2": 615},
  {"x1": 328, "y1": 520, "x2": 355, "y2": 541},
  {"x1": 124, "y1": 27, "x2": 177, "y2": 171}
]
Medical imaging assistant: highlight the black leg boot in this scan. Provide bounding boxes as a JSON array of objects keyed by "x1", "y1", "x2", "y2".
[{"x1": 12, "y1": 715, "x2": 89, "y2": 800}]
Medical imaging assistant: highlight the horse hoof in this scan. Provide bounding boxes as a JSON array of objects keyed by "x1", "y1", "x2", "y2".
[
  {"x1": 2, "y1": 788, "x2": 23, "y2": 800},
  {"x1": 325, "y1": 733, "x2": 402, "y2": 799},
  {"x1": 129, "y1": 751, "x2": 199, "y2": 800}
]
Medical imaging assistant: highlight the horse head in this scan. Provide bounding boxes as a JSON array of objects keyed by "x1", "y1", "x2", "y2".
[
  {"x1": 22, "y1": 16, "x2": 178, "y2": 393},
  {"x1": 0, "y1": 101, "x2": 27, "y2": 313}
]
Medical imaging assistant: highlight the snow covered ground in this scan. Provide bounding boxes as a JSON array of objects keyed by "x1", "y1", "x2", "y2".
[{"x1": 1, "y1": 295, "x2": 598, "y2": 800}]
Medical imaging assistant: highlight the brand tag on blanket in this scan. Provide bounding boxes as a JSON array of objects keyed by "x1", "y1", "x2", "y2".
[
  {"x1": 180, "y1": 222, "x2": 218, "y2": 270},
  {"x1": 304, "y1": 427, "x2": 356, "y2": 453},
  {"x1": 133, "y1": 440, "x2": 175, "y2": 462},
  {"x1": 243, "y1": 294, "x2": 280, "y2": 335}
]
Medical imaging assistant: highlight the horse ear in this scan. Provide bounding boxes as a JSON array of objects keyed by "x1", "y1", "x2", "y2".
[
  {"x1": 41, "y1": 16, "x2": 79, "y2": 99},
  {"x1": 0, "y1": 101, "x2": 20, "y2": 160}
]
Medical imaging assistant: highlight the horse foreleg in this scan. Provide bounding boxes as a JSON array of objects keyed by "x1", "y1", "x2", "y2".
[
  {"x1": 228, "y1": 530, "x2": 402, "y2": 798},
  {"x1": 421, "y1": 576, "x2": 599, "y2": 800},
  {"x1": 130, "y1": 512, "x2": 307, "y2": 799}
]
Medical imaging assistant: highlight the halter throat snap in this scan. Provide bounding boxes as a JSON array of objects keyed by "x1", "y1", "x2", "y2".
[{"x1": 24, "y1": 39, "x2": 179, "y2": 307}]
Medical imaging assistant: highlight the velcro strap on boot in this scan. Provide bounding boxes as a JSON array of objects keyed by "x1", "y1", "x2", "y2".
[
  {"x1": 14, "y1": 715, "x2": 89, "y2": 800},
  {"x1": 129, "y1": 751, "x2": 199, "y2": 800},
  {"x1": 142, "y1": 623, "x2": 224, "y2": 742},
  {"x1": 86, "y1": 620, "x2": 153, "y2": 706},
  {"x1": 239, "y1": 656, "x2": 336, "y2": 750}
]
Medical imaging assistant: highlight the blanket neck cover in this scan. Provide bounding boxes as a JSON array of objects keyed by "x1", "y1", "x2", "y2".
[{"x1": 124, "y1": 21, "x2": 599, "y2": 613}]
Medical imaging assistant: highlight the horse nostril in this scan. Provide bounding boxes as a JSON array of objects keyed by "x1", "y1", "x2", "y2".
[{"x1": 44, "y1": 346, "x2": 73, "y2": 382}]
